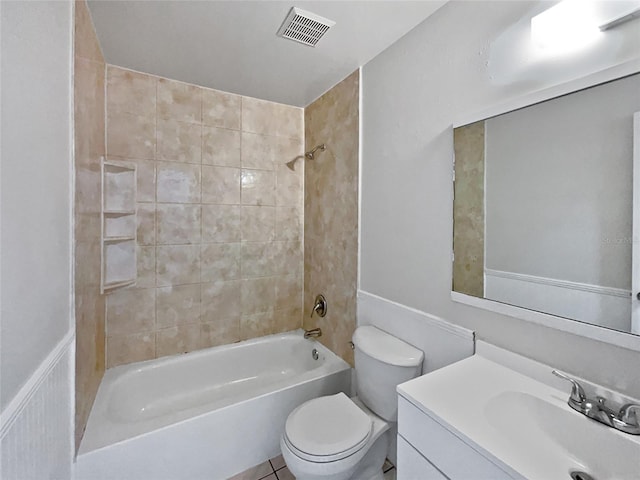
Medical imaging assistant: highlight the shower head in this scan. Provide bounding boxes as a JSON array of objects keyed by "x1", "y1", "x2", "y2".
[{"x1": 285, "y1": 144, "x2": 328, "y2": 171}]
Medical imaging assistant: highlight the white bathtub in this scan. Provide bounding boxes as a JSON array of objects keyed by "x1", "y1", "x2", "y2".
[{"x1": 76, "y1": 330, "x2": 351, "y2": 480}]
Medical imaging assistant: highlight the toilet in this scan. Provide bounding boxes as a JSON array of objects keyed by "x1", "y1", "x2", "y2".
[{"x1": 280, "y1": 326, "x2": 424, "y2": 480}]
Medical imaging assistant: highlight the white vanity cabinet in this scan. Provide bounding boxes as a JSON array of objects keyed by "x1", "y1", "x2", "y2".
[{"x1": 396, "y1": 396, "x2": 514, "y2": 480}]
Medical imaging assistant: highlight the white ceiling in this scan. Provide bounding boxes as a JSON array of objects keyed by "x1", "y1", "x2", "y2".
[{"x1": 88, "y1": 1, "x2": 448, "y2": 107}]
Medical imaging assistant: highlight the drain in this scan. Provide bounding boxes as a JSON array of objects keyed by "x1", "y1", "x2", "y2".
[
  {"x1": 311, "y1": 348, "x2": 319, "y2": 360},
  {"x1": 570, "y1": 471, "x2": 596, "y2": 480}
]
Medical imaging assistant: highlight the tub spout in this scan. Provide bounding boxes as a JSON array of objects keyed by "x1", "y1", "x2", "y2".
[{"x1": 304, "y1": 328, "x2": 322, "y2": 339}]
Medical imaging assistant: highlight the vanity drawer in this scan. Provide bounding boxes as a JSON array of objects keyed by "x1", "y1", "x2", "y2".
[
  {"x1": 397, "y1": 435, "x2": 447, "y2": 480},
  {"x1": 398, "y1": 396, "x2": 515, "y2": 480}
]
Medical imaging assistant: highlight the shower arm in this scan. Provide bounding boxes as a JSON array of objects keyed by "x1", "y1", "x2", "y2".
[{"x1": 305, "y1": 144, "x2": 327, "y2": 159}]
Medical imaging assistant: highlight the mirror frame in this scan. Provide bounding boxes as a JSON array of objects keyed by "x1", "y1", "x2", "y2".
[{"x1": 451, "y1": 57, "x2": 640, "y2": 353}]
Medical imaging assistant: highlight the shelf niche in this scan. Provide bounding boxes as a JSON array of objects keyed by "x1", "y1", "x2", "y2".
[{"x1": 101, "y1": 159, "x2": 137, "y2": 293}]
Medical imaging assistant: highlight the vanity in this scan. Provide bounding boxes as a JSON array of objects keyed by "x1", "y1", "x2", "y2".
[{"x1": 396, "y1": 342, "x2": 640, "y2": 480}]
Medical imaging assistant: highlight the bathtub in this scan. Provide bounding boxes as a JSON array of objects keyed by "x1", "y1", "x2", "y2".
[{"x1": 76, "y1": 330, "x2": 351, "y2": 480}]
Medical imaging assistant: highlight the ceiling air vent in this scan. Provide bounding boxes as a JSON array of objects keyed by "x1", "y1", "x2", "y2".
[{"x1": 277, "y1": 7, "x2": 335, "y2": 47}]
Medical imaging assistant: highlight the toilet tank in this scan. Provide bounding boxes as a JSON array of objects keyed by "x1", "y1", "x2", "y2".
[{"x1": 353, "y1": 326, "x2": 424, "y2": 421}]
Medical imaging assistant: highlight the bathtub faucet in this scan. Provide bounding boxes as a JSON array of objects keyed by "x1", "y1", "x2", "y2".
[{"x1": 304, "y1": 328, "x2": 322, "y2": 339}]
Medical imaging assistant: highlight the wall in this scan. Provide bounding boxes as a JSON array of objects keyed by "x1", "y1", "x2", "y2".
[
  {"x1": 0, "y1": 0, "x2": 74, "y2": 477},
  {"x1": 74, "y1": 0, "x2": 106, "y2": 449},
  {"x1": 303, "y1": 70, "x2": 360, "y2": 365},
  {"x1": 104, "y1": 66, "x2": 304, "y2": 367},
  {"x1": 360, "y1": 1, "x2": 640, "y2": 399}
]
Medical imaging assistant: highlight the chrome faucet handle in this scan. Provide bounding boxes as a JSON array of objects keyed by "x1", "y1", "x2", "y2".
[
  {"x1": 552, "y1": 370, "x2": 587, "y2": 404},
  {"x1": 618, "y1": 404, "x2": 640, "y2": 425}
]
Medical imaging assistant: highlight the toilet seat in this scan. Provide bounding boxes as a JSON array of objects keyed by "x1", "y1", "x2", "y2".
[{"x1": 284, "y1": 393, "x2": 373, "y2": 463}]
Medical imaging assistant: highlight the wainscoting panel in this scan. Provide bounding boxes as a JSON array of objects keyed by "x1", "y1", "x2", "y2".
[
  {"x1": 484, "y1": 269, "x2": 631, "y2": 332},
  {"x1": 0, "y1": 332, "x2": 74, "y2": 480}
]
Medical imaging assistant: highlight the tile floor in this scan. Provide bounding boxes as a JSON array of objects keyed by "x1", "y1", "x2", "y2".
[{"x1": 229, "y1": 455, "x2": 396, "y2": 480}]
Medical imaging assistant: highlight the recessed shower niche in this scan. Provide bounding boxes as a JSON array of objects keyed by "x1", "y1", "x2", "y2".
[{"x1": 101, "y1": 158, "x2": 137, "y2": 293}]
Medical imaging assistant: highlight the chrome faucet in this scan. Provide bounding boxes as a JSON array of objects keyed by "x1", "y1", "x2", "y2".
[
  {"x1": 304, "y1": 328, "x2": 322, "y2": 339},
  {"x1": 553, "y1": 370, "x2": 640, "y2": 435}
]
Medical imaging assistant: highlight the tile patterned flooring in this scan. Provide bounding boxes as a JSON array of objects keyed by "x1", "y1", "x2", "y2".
[{"x1": 229, "y1": 455, "x2": 396, "y2": 480}]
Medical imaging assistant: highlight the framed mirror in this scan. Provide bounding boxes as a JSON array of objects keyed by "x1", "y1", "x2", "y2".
[{"x1": 452, "y1": 70, "x2": 640, "y2": 343}]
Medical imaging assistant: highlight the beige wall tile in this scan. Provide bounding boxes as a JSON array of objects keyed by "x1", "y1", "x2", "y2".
[
  {"x1": 106, "y1": 288, "x2": 156, "y2": 336},
  {"x1": 75, "y1": 0, "x2": 104, "y2": 63},
  {"x1": 137, "y1": 246, "x2": 156, "y2": 288},
  {"x1": 202, "y1": 89, "x2": 241, "y2": 130},
  {"x1": 107, "y1": 66, "x2": 156, "y2": 117},
  {"x1": 201, "y1": 280, "x2": 242, "y2": 321},
  {"x1": 304, "y1": 70, "x2": 359, "y2": 366},
  {"x1": 241, "y1": 243, "x2": 275, "y2": 278},
  {"x1": 75, "y1": 58, "x2": 104, "y2": 164},
  {"x1": 156, "y1": 245, "x2": 201, "y2": 286},
  {"x1": 156, "y1": 324, "x2": 201, "y2": 357},
  {"x1": 273, "y1": 307, "x2": 302, "y2": 334},
  {"x1": 202, "y1": 126, "x2": 241, "y2": 167},
  {"x1": 275, "y1": 164, "x2": 303, "y2": 207},
  {"x1": 157, "y1": 204, "x2": 201, "y2": 245},
  {"x1": 241, "y1": 277, "x2": 275, "y2": 315},
  {"x1": 201, "y1": 243, "x2": 241, "y2": 282},
  {"x1": 107, "y1": 111, "x2": 155, "y2": 160},
  {"x1": 136, "y1": 203, "x2": 156, "y2": 245},
  {"x1": 241, "y1": 206, "x2": 275, "y2": 242},
  {"x1": 202, "y1": 205, "x2": 241, "y2": 243},
  {"x1": 107, "y1": 332, "x2": 155, "y2": 368},
  {"x1": 156, "y1": 284, "x2": 201, "y2": 328},
  {"x1": 241, "y1": 133, "x2": 277, "y2": 170},
  {"x1": 133, "y1": 159, "x2": 156, "y2": 203},
  {"x1": 75, "y1": 1, "x2": 106, "y2": 450},
  {"x1": 202, "y1": 166, "x2": 241, "y2": 204},
  {"x1": 275, "y1": 206, "x2": 301, "y2": 242},
  {"x1": 157, "y1": 119, "x2": 202, "y2": 163},
  {"x1": 157, "y1": 78, "x2": 202, "y2": 123},
  {"x1": 240, "y1": 310, "x2": 275, "y2": 340},
  {"x1": 241, "y1": 169, "x2": 275, "y2": 206},
  {"x1": 272, "y1": 241, "x2": 302, "y2": 276},
  {"x1": 275, "y1": 274, "x2": 302, "y2": 312},
  {"x1": 200, "y1": 317, "x2": 241, "y2": 349},
  {"x1": 156, "y1": 162, "x2": 201, "y2": 204},
  {"x1": 241, "y1": 97, "x2": 303, "y2": 139}
]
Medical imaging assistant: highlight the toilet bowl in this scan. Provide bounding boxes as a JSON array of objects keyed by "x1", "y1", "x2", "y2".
[
  {"x1": 281, "y1": 326, "x2": 424, "y2": 480},
  {"x1": 280, "y1": 394, "x2": 389, "y2": 480}
]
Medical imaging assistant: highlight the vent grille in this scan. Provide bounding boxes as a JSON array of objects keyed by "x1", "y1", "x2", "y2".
[{"x1": 277, "y1": 7, "x2": 335, "y2": 47}]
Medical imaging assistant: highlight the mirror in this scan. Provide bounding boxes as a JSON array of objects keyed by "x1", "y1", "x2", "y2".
[{"x1": 453, "y1": 72, "x2": 640, "y2": 336}]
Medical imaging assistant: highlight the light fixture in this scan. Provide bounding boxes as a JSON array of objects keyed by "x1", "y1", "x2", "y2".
[{"x1": 531, "y1": 0, "x2": 640, "y2": 55}]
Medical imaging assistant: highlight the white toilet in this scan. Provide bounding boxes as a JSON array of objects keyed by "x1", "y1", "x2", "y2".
[{"x1": 281, "y1": 326, "x2": 424, "y2": 480}]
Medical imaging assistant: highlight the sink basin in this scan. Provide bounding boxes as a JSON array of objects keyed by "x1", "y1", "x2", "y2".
[{"x1": 486, "y1": 391, "x2": 639, "y2": 480}]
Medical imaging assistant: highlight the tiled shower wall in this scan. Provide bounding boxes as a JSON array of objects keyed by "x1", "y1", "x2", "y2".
[
  {"x1": 303, "y1": 70, "x2": 359, "y2": 366},
  {"x1": 105, "y1": 66, "x2": 304, "y2": 367},
  {"x1": 74, "y1": 0, "x2": 106, "y2": 449}
]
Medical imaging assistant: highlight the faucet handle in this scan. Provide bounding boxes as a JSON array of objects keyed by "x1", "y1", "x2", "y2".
[
  {"x1": 618, "y1": 403, "x2": 640, "y2": 425},
  {"x1": 552, "y1": 370, "x2": 586, "y2": 404}
]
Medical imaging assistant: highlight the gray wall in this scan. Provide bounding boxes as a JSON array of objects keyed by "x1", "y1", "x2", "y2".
[
  {"x1": 486, "y1": 74, "x2": 640, "y2": 289},
  {"x1": 360, "y1": 1, "x2": 640, "y2": 398},
  {"x1": 1, "y1": 1, "x2": 73, "y2": 409}
]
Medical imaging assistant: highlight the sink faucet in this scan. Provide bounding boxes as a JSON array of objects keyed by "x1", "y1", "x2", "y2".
[
  {"x1": 304, "y1": 328, "x2": 322, "y2": 339},
  {"x1": 552, "y1": 370, "x2": 640, "y2": 435}
]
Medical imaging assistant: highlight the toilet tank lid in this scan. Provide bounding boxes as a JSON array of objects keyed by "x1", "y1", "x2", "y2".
[{"x1": 353, "y1": 326, "x2": 424, "y2": 367}]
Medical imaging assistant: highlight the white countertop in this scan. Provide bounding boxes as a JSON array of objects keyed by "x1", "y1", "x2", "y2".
[{"x1": 397, "y1": 353, "x2": 640, "y2": 480}]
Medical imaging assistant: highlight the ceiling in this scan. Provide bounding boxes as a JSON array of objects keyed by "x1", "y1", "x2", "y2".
[{"x1": 88, "y1": 1, "x2": 448, "y2": 107}]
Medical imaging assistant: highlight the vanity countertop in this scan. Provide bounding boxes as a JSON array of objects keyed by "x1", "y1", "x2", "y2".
[{"x1": 397, "y1": 354, "x2": 640, "y2": 480}]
